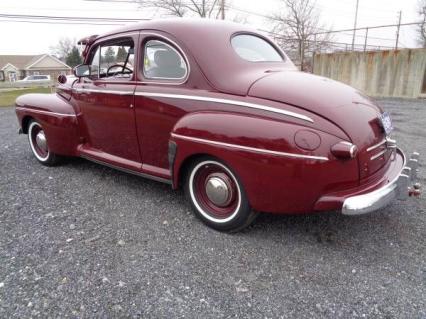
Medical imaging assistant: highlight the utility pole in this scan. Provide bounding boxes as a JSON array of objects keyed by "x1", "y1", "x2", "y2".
[
  {"x1": 221, "y1": 0, "x2": 225, "y2": 20},
  {"x1": 395, "y1": 10, "x2": 402, "y2": 49},
  {"x1": 352, "y1": 0, "x2": 360, "y2": 50}
]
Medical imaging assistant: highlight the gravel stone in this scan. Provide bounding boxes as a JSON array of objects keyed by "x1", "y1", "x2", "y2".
[
  {"x1": 117, "y1": 239, "x2": 125, "y2": 246},
  {"x1": 0, "y1": 98, "x2": 425, "y2": 318}
]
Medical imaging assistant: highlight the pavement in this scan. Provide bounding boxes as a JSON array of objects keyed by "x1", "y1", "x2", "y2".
[{"x1": 0, "y1": 98, "x2": 425, "y2": 318}]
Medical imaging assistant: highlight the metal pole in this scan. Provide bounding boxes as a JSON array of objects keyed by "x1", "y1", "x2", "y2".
[
  {"x1": 395, "y1": 11, "x2": 402, "y2": 49},
  {"x1": 352, "y1": 0, "x2": 360, "y2": 50},
  {"x1": 364, "y1": 27, "x2": 369, "y2": 51},
  {"x1": 221, "y1": 0, "x2": 225, "y2": 20}
]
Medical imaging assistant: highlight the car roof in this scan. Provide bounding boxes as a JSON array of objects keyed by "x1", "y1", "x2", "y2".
[
  {"x1": 96, "y1": 18, "x2": 251, "y2": 39},
  {"x1": 90, "y1": 19, "x2": 295, "y2": 95}
]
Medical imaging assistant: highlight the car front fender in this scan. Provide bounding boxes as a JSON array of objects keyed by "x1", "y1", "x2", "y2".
[{"x1": 15, "y1": 93, "x2": 80, "y2": 156}]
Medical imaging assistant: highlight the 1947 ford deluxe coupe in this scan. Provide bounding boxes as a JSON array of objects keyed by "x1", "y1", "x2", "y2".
[{"x1": 15, "y1": 19, "x2": 421, "y2": 231}]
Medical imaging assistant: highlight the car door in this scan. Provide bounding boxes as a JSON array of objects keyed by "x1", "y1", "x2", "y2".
[
  {"x1": 133, "y1": 33, "x2": 191, "y2": 178},
  {"x1": 73, "y1": 33, "x2": 141, "y2": 167}
]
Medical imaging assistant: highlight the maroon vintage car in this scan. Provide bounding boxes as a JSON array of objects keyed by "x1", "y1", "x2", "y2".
[{"x1": 15, "y1": 19, "x2": 421, "y2": 231}]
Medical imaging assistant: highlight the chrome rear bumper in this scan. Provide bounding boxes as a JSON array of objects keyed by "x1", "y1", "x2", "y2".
[{"x1": 342, "y1": 149, "x2": 421, "y2": 215}]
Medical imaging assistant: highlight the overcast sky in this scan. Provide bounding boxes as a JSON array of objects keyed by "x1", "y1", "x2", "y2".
[{"x1": 0, "y1": 0, "x2": 421, "y2": 55}]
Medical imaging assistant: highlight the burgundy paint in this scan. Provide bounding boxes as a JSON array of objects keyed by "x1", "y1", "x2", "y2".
[{"x1": 14, "y1": 19, "x2": 400, "y2": 215}]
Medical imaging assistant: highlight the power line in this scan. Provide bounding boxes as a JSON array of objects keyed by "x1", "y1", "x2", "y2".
[
  {"x1": 314, "y1": 21, "x2": 423, "y2": 35},
  {"x1": 0, "y1": 13, "x2": 147, "y2": 22},
  {"x1": 83, "y1": 0, "x2": 137, "y2": 3},
  {"x1": 0, "y1": 19, "x2": 127, "y2": 26}
]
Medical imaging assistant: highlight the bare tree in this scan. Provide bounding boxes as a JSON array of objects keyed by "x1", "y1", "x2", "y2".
[
  {"x1": 137, "y1": 0, "x2": 225, "y2": 18},
  {"x1": 49, "y1": 37, "x2": 76, "y2": 61},
  {"x1": 418, "y1": 0, "x2": 426, "y2": 48},
  {"x1": 269, "y1": 0, "x2": 332, "y2": 71}
]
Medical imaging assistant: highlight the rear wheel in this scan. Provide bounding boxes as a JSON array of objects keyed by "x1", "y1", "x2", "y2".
[
  {"x1": 185, "y1": 157, "x2": 257, "y2": 232},
  {"x1": 28, "y1": 120, "x2": 60, "y2": 166}
]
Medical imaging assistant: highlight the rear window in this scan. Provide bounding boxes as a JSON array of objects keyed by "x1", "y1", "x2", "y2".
[{"x1": 231, "y1": 34, "x2": 283, "y2": 62}]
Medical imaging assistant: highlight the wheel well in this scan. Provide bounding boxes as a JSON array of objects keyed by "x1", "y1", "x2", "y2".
[
  {"x1": 177, "y1": 153, "x2": 211, "y2": 189},
  {"x1": 21, "y1": 116, "x2": 33, "y2": 134}
]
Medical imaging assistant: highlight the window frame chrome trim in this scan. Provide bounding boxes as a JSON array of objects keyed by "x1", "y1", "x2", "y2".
[
  {"x1": 138, "y1": 32, "x2": 190, "y2": 86},
  {"x1": 136, "y1": 92, "x2": 314, "y2": 123},
  {"x1": 171, "y1": 133, "x2": 328, "y2": 161},
  {"x1": 87, "y1": 33, "x2": 139, "y2": 80},
  {"x1": 142, "y1": 39, "x2": 188, "y2": 82}
]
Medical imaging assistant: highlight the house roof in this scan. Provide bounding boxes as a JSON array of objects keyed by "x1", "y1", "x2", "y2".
[
  {"x1": 0, "y1": 55, "x2": 42, "y2": 70},
  {"x1": 0, "y1": 54, "x2": 71, "y2": 70}
]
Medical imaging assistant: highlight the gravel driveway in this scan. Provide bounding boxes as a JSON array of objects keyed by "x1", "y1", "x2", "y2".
[{"x1": 0, "y1": 98, "x2": 425, "y2": 318}]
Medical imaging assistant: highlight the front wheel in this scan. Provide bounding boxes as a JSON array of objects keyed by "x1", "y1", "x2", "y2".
[
  {"x1": 28, "y1": 120, "x2": 60, "y2": 166},
  {"x1": 185, "y1": 157, "x2": 257, "y2": 232}
]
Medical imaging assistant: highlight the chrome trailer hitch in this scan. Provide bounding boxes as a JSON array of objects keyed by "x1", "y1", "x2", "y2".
[{"x1": 398, "y1": 152, "x2": 421, "y2": 199}]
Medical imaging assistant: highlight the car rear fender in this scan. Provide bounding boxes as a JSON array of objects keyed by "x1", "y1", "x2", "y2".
[{"x1": 170, "y1": 111, "x2": 360, "y2": 213}]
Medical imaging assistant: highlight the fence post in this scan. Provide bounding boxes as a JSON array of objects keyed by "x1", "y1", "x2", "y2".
[
  {"x1": 312, "y1": 34, "x2": 317, "y2": 74},
  {"x1": 364, "y1": 27, "x2": 369, "y2": 52}
]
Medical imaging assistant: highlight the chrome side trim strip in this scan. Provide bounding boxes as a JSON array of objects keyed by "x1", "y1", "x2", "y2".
[
  {"x1": 171, "y1": 133, "x2": 328, "y2": 161},
  {"x1": 15, "y1": 107, "x2": 76, "y2": 117},
  {"x1": 137, "y1": 92, "x2": 314, "y2": 123},
  {"x1": 80, "y1": 155, "x2": 172, "y2": 185},
  {"x1": 73, "y1": 88, "x2": 133, "y2": 96},
  {"x1": 367, "y1": 139, "x2": 386, "y2": 152},
  {"x1": 371, "y1": 149, "x2": 387, "y2": 161}
]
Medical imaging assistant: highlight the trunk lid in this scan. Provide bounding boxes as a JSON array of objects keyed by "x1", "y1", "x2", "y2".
[{"x1": 248, "y1": 71, "x2": 391, "y2": 179}]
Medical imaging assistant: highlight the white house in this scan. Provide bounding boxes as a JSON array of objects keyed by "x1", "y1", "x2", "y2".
[{"x1": 0, "y1": 54, "x2": 72, "y2": 82}]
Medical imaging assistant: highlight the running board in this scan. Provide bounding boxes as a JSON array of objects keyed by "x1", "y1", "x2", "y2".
[{"x1": 80, "y1": 154, "x2": 172, "y2": 185}]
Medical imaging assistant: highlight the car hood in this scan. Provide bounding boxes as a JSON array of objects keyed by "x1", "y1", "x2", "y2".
[{"x1": 248, "y1": 71, "x2": 384, "y2": 145}]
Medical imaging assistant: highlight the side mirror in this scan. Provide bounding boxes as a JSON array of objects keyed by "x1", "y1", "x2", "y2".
[
  {"x1": 73, "y1": 64, "x2": 91, "y2": 77},
  {"x1": 0, "y1": 71, "x2": 5, "y2": 82}
]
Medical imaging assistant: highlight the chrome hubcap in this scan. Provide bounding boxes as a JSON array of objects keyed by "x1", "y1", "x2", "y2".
[
  {"x1": 205, "y1": 174, "x2": 232, "y2": 207},
  {"x1": 35, "y1": 131, "x2": 47, "y2": 152}
]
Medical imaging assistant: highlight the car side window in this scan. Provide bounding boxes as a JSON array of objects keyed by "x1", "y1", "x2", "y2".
[
  {"x1": 89, "y1": 38, "x2": 134, "y2": 79},
  {"x1": 143, "y1": 40, "x2": 187, "y2": 80},
  {"x1": 231, "y1": 34, "x2": 284, "y2": 62}
]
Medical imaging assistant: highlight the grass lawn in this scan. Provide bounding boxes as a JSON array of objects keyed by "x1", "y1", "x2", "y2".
[{"x1": 0, "y1": 87, "x2": 53, "y2": 107}]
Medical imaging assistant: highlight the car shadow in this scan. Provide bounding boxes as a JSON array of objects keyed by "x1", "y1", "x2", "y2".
[{"x1": 62, "y1": 156, "x2": 413, "y2": 248}]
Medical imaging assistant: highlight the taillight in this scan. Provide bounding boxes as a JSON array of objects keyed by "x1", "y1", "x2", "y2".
[{"x1": 331, "y1": 141, "x2": 357, "y2": 159}]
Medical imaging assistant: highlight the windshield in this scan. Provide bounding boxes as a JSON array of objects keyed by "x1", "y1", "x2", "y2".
[{"x1": 231, "y1": 34, "x2": 283, "y2": 62}]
